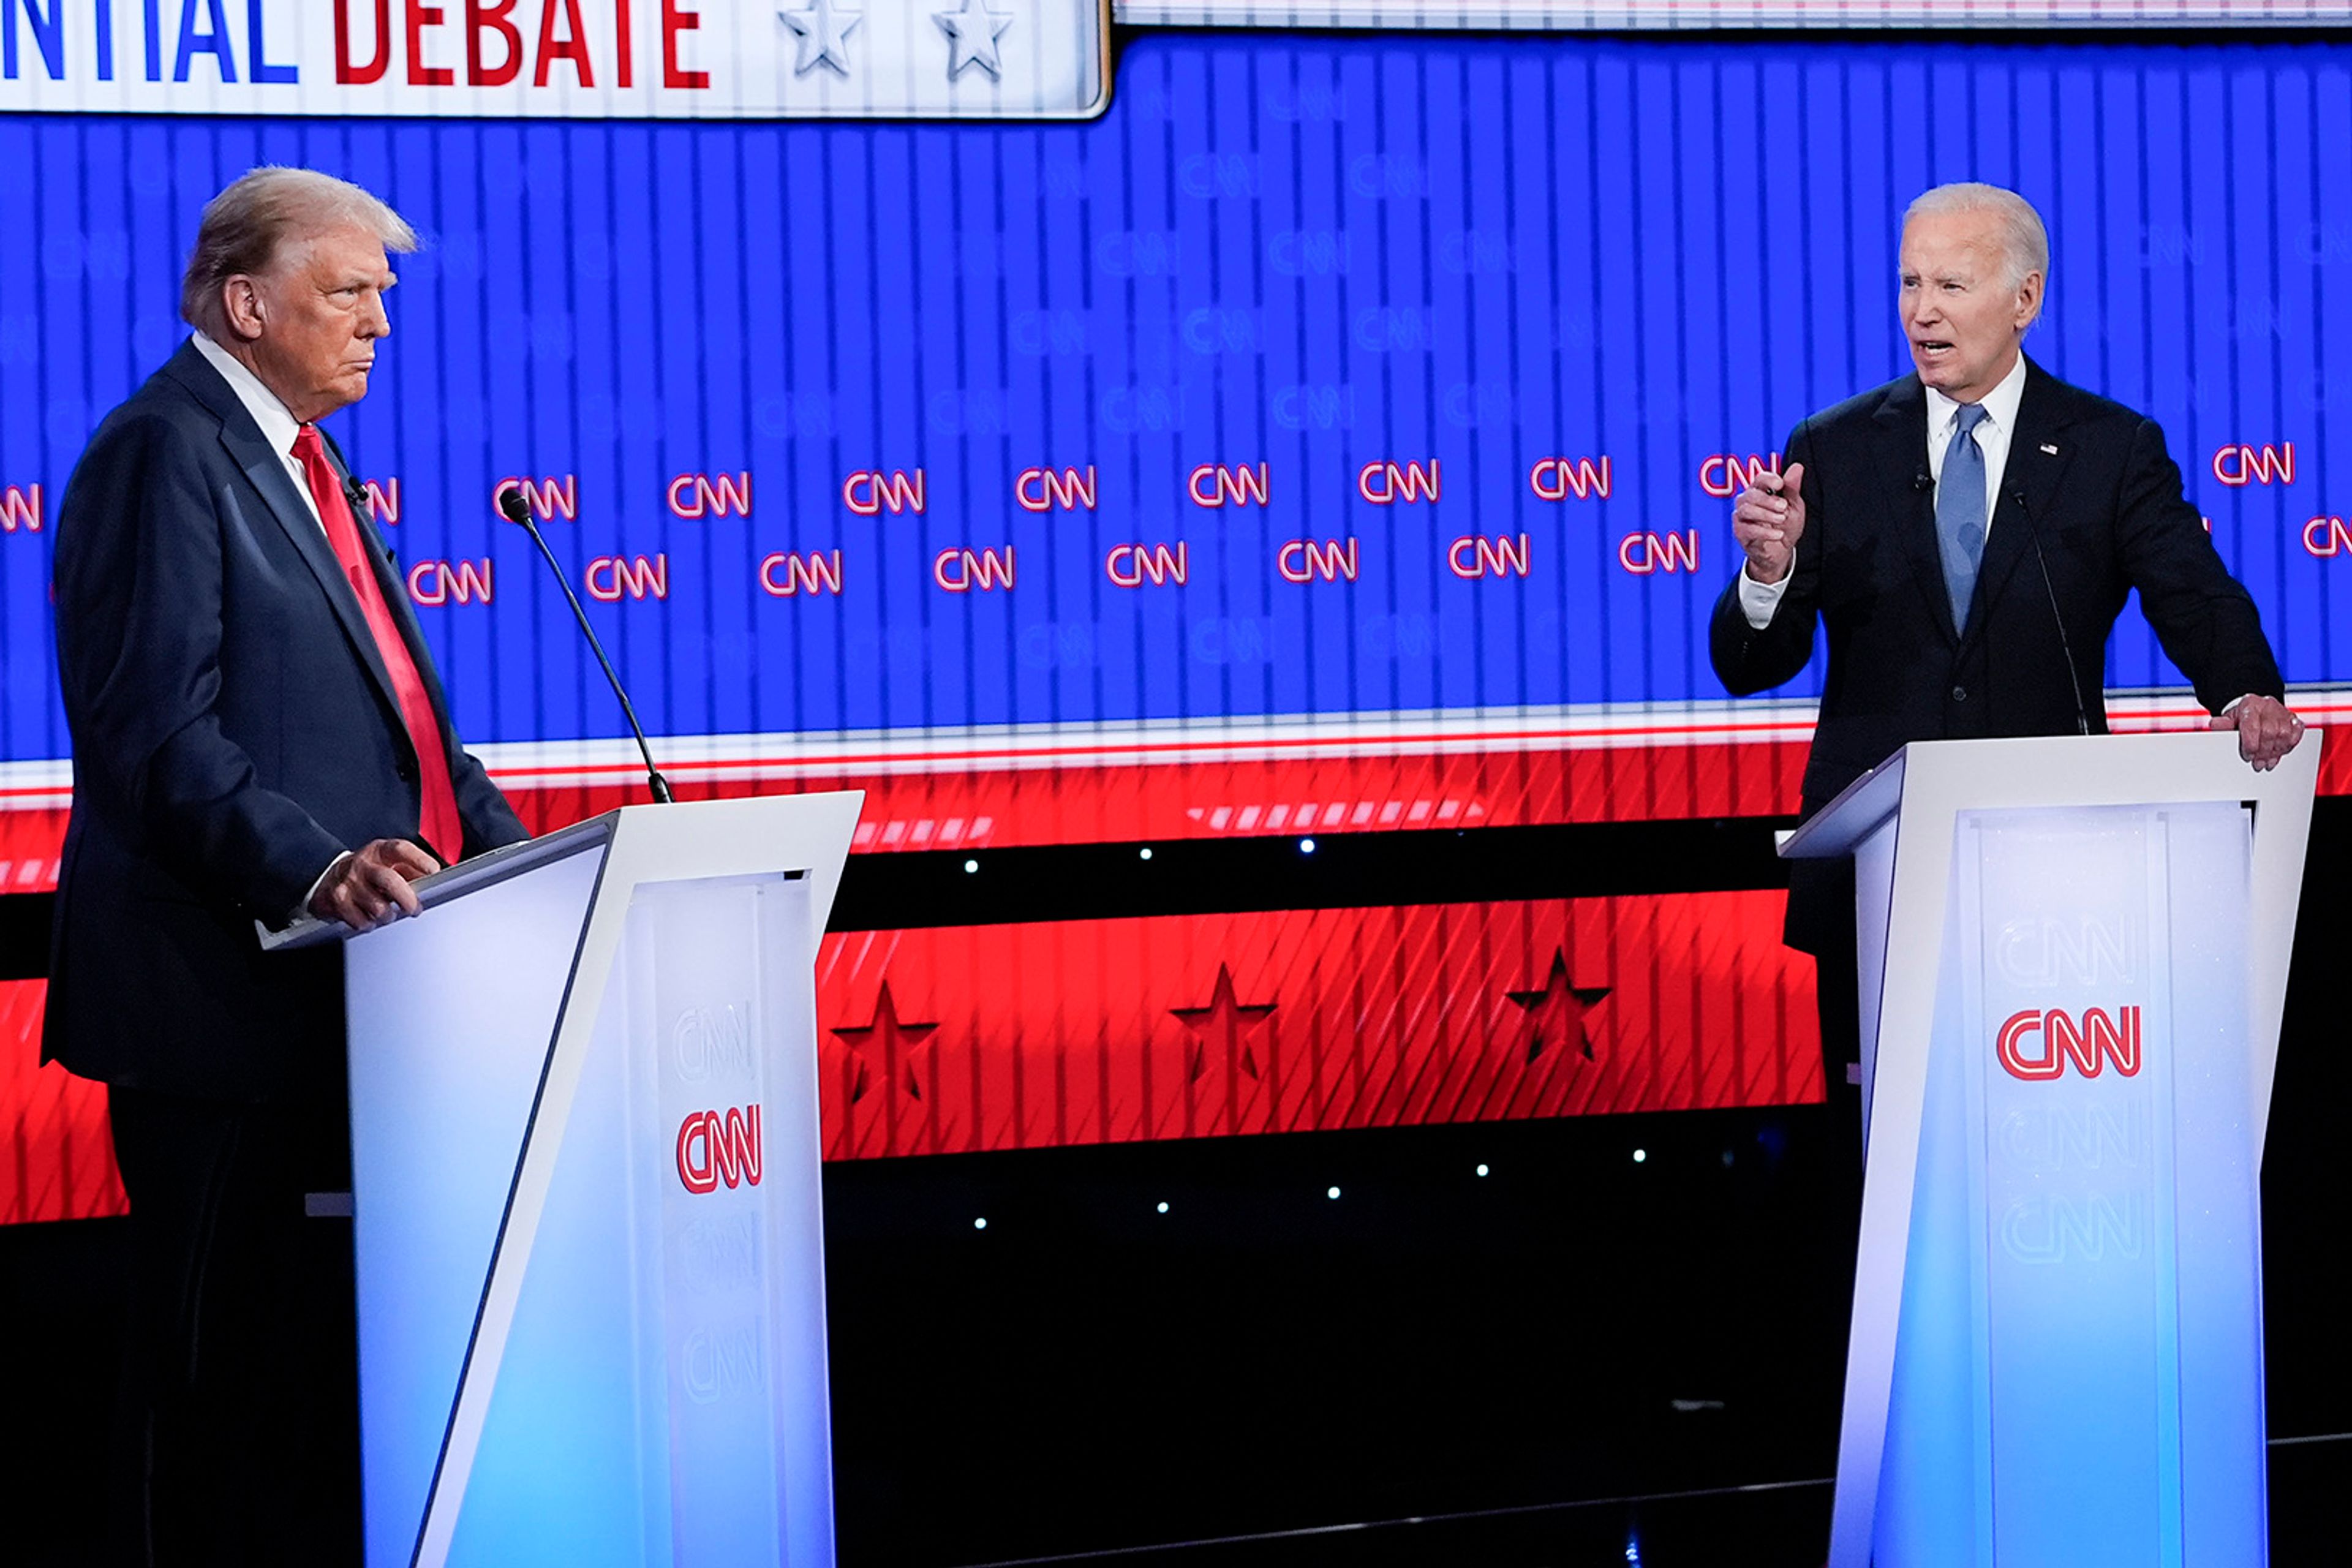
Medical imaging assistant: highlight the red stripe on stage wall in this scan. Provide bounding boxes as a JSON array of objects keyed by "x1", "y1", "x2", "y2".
[
  {"x1": 809, "y1": 892, "x2": 1820, "y2": 1159},
  {"x1": 0, "y1": 890, "x2": 1816, "y2": 1222},
  {"x1": 2, "y1": 726, "x2": 2342, "y2": 875},
  {"x1": 9, "y1": 723, "x2": 2331, "y2": 1221},
  {"x1": 487, "y1": 739, "x2": 1817, "y2": 849}
]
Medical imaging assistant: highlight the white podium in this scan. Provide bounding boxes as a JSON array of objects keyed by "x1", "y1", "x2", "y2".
[
  {"x1": 1784, "y1": 733, "x2": 2318, "y2": 1566},
  {"x1": 276, "y1": 794, "x2": 862, "y2": 1568}
]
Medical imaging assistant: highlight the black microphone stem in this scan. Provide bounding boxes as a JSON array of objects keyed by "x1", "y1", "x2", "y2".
[
  {"x1": 500, "y1": 491, "x2": 674, "y2": 804},
  {"x1": 2011, "y1": 487, "x2": 2092, "y2": 737}
]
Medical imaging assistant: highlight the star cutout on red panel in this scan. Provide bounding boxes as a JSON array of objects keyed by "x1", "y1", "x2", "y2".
[
  {"x1": 1170, "y1": 963, "x2": 1276, "y2": 1083},
  {"x1": 1506, "y1": 949, "x2": 1611, "y2": 1065},
  {"x1": 831, "y1": 981, "x2": 940, "y2": 1101},
  {"x1": 834, "y1": 1052, "x2": 873, "y2": 1105}
]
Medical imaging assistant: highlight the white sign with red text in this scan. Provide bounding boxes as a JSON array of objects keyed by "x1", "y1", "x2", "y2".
[
  {"x1": 1122, "y1": 0, "x2": 2346, "y2": 27},
  {"x1": 0, "y1": 0, "x2": 1107, "y2": 119}
]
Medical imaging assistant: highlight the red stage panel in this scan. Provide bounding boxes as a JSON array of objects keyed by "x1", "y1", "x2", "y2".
[
  {"x1": 0, "y1": 741, "x2": 1810, "y2": 882},
  {"x1": 0, "y1": 889, "x2": 1816, "y2": 1222},
  {"x1": 488, "y1": 739, "x2": 1814, "y2": 850},
  {"x1": 0, "y1": 982, "x2": 124, "y2": 1225},
  {"x1": 4, "y1": 719, "x2": 2342, "y2": 873},
  {"x1": 0, "y1": 809, "x2": 66, "y2": 888},
  {"x1": 10, "y1": 716, "x2": 2324, "y2": 1221},
  {"x1": 812, "y1": 892, "x2": 1820, "y2": 1159}
]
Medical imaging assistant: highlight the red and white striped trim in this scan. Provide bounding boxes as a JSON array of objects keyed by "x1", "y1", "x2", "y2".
[{"x1": 2, "y1": 688, "x2": 2342, "y2": 808}]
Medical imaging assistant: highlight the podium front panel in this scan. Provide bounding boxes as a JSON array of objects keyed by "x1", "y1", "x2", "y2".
[
  {"x1": 341, "y1": 794, "x2": 861, "y2": 1568},
  {"x1": 431, "y1": 872, "x2": 834, "y2": 1567},
  {"x1": 1873, "y1": 802, "x2": 2264, "y2": 1565}
]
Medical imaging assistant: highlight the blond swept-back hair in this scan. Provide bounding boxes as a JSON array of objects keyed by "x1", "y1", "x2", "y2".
[
  {"x1": 1905, "y1": 183, "x2": 2050, "y2": 323},
  {"x1": 180, "y1": 167, "x2": 417, "y2": 338}
]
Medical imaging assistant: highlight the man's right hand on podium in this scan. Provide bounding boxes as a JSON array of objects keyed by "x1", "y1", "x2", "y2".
[{"x1": 309, "y1": 838, "x2": 439, "y2": 930}]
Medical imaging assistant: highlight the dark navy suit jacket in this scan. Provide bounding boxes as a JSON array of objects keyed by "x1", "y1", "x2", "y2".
[
  {"x1": 43, "y1": 341, "x2": 527, "y2": 1102},
  {"x1": 1709, "y1": 360, "x2": 2283, "y2": 951}
]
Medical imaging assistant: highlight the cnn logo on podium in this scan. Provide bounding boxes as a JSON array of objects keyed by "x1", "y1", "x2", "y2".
[
  {"x1": 676, "y1": 1106, "x2": 764, "y2": 1193},
  {"x1": 1996, "y1": 1006, "x2": 2143, "y2": 1082}
]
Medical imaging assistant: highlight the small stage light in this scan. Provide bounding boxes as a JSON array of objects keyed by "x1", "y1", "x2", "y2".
[
  {"x1": 1298, "y1": 837, "x2": 1317, "y2": 854},
  {"x1": 1139, "y1": 846, "x2": 1154, "y2": 860},
  {"x1": 1326, "y1": 1185, "x2": 1341, "y2": 1199},
  {"x1": 1632, "y1": 1148, "x2": 1647, "y2": 1164},
  {"x1": 974, "y1": 1216, "x2": 988, "y2": 1229},
  {"x1": 1476, "y1": 1164, "x2": 1490, "y2": 1177},
  {"x1": 1156, "y1": 1201, "x2": 1169, "y2": 1213}
]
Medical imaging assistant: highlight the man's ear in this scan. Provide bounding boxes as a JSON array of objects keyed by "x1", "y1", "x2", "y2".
[
  {"x1": 221, "y1": 276, "x2": 266, "y2": 342},
  {"x1": 2014, "y1": 270, "x2": 2046, "y2": 331}
]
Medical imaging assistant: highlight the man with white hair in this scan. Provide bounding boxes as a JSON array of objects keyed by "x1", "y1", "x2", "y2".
[
  {"x1": 1709, "y1": 181, "x2": 2300, "y2": 1124},
  {"x1": 45, "y1": 168, "x2": 526, "y2": 1561}
]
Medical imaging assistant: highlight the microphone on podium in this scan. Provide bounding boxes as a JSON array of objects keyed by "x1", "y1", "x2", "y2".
[
  {"x1": 2011, "y1": 486, "x2": 2092, "y2": 737},
  {"x1": 498, "y1": 484, "x2": 674, "y2": 804}
]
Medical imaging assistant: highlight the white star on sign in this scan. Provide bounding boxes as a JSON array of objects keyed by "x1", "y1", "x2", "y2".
[
  {"x1": 933, "y1": 0, "x2": 1012, "y2": 82},
  {"x1": 780, "y1": 0, "x2": 861, "y2": 77}
]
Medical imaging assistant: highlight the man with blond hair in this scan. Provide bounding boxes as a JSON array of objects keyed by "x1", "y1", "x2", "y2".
[
  {"x1": 1709, "y1": 182, "x2": 2301, "y2": 1129},
  {"x1": 46, "y1": 167, "x2": 525, "y2": 1561}
]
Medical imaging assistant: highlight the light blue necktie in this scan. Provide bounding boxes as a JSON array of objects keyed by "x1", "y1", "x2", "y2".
[{"x1": 1937, "y1": 402, "x2": 1991, "y2": 632}]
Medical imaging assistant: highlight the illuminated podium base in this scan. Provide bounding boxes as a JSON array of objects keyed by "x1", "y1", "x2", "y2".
[
  {"x1": 1785, "y1": 734, "x2": 2318, "y2": 1567},
  {"x1": 284, "y1": 794, "x2": 861, "y2": 1568}
]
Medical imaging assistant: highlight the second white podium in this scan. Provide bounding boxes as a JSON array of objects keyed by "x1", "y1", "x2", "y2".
[{"x1": 1785, "y1": 733, "x2": 2318, "y2": 1567}]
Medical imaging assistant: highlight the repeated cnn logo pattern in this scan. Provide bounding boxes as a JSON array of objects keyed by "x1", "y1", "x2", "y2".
[
  {"x1": 811, "y1": 892, "x2": 1818, "y2": 1159},
  {"x1": 4, "y1": 37, "x2": 2351, "y2": 766},
  {"x1": 6, "y1": 31, "x2": 2350, "y2": 1216}
]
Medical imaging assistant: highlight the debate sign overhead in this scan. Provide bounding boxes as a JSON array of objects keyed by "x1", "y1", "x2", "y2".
[{"x1": 0, "y1": 0, "x2": 1110, "y2": 119}]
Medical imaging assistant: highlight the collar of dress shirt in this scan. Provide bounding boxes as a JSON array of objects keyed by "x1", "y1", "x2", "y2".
[
  {"x1": 190, "y1": 330, "x2": 306, "y2": 466},
  {"x1": 1924, "y1": 350, "x2": 2029, "y2": 447}
]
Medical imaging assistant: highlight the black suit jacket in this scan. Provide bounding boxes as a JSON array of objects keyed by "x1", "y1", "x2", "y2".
[
  {"x1": 43, "y1": 341, "x2": 527, "y2": 1102},
  {"x1": 1709, "y1": 360, "x2": 2282, "y2": 951}
]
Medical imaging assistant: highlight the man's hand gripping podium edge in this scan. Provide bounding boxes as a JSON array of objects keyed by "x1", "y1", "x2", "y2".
[{"x1": 307, "y1": 838, "x2": 439, "y2": 932}]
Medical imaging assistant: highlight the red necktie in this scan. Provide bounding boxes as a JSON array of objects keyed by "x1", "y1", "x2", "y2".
[{"x1": 291, "y1": 424, "x2": 463, "y2": 866}]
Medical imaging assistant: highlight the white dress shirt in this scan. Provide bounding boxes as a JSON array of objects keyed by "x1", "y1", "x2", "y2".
[
  {"x1": 1739, "y1": 352, "x2": 2030, "y2": 628},
  {"x1": 189, "y1": 331, "x2": 330, "y2": 537}
]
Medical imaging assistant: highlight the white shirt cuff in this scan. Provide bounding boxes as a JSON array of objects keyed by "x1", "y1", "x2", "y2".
[
  {"x1": 1738, "y1": 565, "x2": 1792, "y2": 630},
  {"x1": 296, "y1": 851, "x2": 353, "y2": 923}
]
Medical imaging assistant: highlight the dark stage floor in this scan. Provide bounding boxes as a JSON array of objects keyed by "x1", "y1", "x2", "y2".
[{"x1": 6, "y1": 1094, "x2": 2347, "y2": 1567}]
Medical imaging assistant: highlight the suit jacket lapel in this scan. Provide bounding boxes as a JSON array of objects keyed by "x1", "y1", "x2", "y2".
[
  {"x1": 160, "y1": 343, "x2": 404, "y2": 720},
  {"x1": 1870, "y1": 376, "x2": 1956, "y2": 646},
  {"x1": 1969, "y1": 358, "x2": 2079, "y2": 639}
]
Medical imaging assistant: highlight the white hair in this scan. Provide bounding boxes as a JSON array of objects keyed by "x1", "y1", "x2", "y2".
[
  {"x1": 1905, "y1": 183, "x2": 2049, "y2": 322},
  {"x1": 181, "y1": 167, "x2": 416, "y2": 338}
]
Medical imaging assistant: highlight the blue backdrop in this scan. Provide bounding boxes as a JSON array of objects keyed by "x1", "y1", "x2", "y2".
[{"x1": 0, "y1": 35, "x2": 2344, "y2": 764}]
